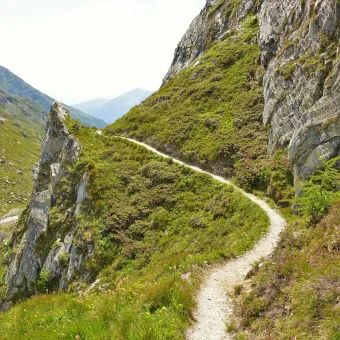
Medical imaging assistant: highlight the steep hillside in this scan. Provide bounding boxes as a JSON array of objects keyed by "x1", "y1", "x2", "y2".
[
  {"x1": 108, "y1": 0, "x2": 339, "y2": 337},
  {"x1": 110, "y1": 13, "x2": 275, "y2": 193},
  {"x1": 0, "y1": 66, "x2": 52, "y2": 111},
  {"x1": 163, "y1": 0, "x2": 260, "y2": 82},
  {"x1": 110, "y1": 0, "x2": 339, "y2": 189},
  {"x1": 0, "y1": 89, "x2": 47, "y2": 124},
  {"x1": 0, "y1": 91, "x2": 44, "y2": 216},
  {"x1": 74, "y1": 88, "x2": 152, "y2": 124},
  {"x1": 0, "y1": 66, "x2": 105, "y2": 224},
  {"x1": 0, "y1": 104, "x2": 269, "y2": 339},
  {"x1": 0, "y1": 66, "x2": 106, "y2": 128}
]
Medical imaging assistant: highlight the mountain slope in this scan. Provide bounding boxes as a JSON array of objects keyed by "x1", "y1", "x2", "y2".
[
  {"x1": 0, "y1": 66, "x2": 106, "y2": 128},
  {"x1": 0, "y1": 66, "x2": 52, "y2": 111},
  {"x1": 163, "y1": 0, "x2": 256, "y2": 83},
  {"x1": 109, "y1": 13, "x2": 274, "y2": 193},
  {"x1": 110, "y1": 0, "x2": 339, "y2": 187},
  {"x1": 108, "y1": 0, "x2": 339, "y2": 337},
  {"x1": 0, "y1": 89, "x2": 47, "y2": 125},
  {"x1": 122, "y1": 138, "x2": 285, "y2": 340},
  {"x1": 74, "y1": 88, "x2": 152, "y2": 124},
  {"x1": 232, "y1": 192, "x2": 340, "y2": 338},
  {"x1": 0, "y1": 90, "x2": 44, "y2": 216}
]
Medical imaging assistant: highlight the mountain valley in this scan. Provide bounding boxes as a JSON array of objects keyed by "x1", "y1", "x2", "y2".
[{"x1": 0, "y1": 65, "x2": 106, "y2": 128}]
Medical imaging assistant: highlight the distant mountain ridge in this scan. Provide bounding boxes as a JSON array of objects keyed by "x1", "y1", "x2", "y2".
[
  {"x1": 0, "y1": 89, "x2": 46, "y2": 125},
  {"x1": 0, "y1": 65, "x2": 106, "y2": 128},
  {"x1": 74, "y1": 88, "x2": 152, "y2": 124}
]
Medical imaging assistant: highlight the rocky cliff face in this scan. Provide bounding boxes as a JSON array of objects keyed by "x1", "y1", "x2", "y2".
[
  {"x1": 1, "y1": 103, "x2": 88, "y2": 309},
  {"x1": 163, "y1": 0, "x2": 260, "y2": 82},
  {"x1": 260, "y1": 0, "x2": 340, "y2": 182},
  {"x1": 164, "y1": 0, "x2": 340, "y2": 182}
]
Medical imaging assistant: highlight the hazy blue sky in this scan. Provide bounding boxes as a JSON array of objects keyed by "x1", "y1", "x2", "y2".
[{"x1": 0, "y1": 0, "x2": 205, "y2": 104}]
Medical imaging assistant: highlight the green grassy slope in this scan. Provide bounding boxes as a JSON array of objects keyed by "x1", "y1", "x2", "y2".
[
  {"x1": 105, "y1": 10, "x2": 338, "y2": 337},
  {"x1": 109, "y1": 16, "x2": 272, "y2": 192},
  {"x1": 0, "y1": 96, "x2": 43, "y2": 216},
  {"x1": 0, "y1": 120, "x2": 269, "y2": 339},
  {"x1": 0, "y1": 66, "x2": 52, "y2": 111}
]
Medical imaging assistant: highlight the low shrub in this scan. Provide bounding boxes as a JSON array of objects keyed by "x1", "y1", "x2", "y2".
[{"x1": 295, "y1": 157, "x2": 340, "y2": 221}]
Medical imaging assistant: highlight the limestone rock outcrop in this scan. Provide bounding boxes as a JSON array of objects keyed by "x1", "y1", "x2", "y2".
[
  {"x1": 1, "y1": 103, "x2": 87, "y2": 309},
  {"x1": 259, "y1": 0, "x2": 340, "y2": 181}
]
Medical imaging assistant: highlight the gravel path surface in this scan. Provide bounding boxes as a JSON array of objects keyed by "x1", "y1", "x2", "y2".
[
  {"x1": 122, "y1": 137, "x2": 286, "y2": 340},
  {"x1": 0, "y1": 215, "x2": 19, "y2": 226}
]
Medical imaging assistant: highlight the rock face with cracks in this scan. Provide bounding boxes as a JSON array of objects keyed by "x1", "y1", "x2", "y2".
[
  {"x1": 259, "y1": 0, "x2": 340, "y2": 182},
  {"x1": 163, "y1": 0, "x2": 259, "y2": 83},
  {"x1": 164, "y1": 0, "x2": 340, "y2": 182}
]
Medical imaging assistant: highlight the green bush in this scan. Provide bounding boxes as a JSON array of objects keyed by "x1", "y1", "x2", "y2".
[
  {"x1": 58, "y1": 253, "x2": 70, "y2": 268},
  {"x1": 295, "y1": 157, "x2": 340, "y2": 220},
  {"x1": 35, "y1": 268, "x2": 52, "y2": 294}
]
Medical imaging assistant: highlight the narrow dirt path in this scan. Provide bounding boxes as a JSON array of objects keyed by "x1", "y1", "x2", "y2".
[
  {"x1": 0, "y1": 215, "x2": 19, "y2": 226},
  {"x1": 122, "y1": 137, "x2": 286, "y2": 340}
]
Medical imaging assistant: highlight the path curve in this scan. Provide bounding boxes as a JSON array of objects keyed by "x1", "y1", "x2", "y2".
[
  {"x1": 0, "y1": 215, "x2": 19, "y2": 226},
  {"x1": 121, "y1": 137, "x2": 286, "y2": 340}
]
